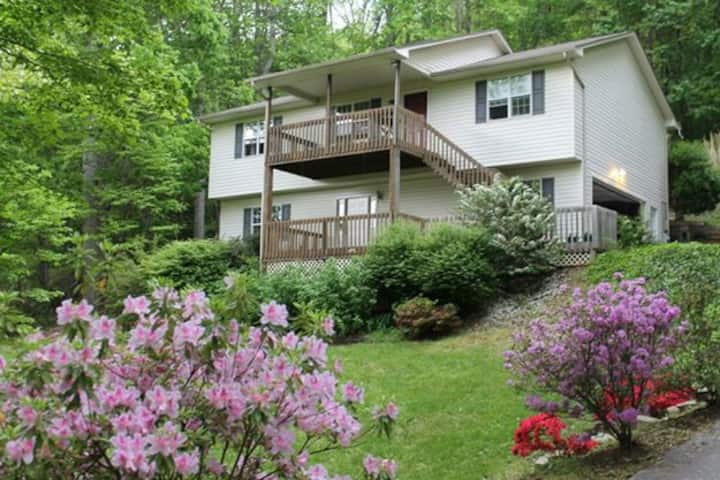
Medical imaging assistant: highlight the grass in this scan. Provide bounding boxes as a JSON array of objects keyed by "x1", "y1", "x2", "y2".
[{"x1": 318, "y1": 327, "x2": 535, "y2": 479}]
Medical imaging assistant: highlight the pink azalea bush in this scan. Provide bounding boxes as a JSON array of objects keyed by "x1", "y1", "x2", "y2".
[
  {"x1": 504, "y1": 276, "x2": 686, "y2": 449},
  {"x1": 0, "y1": 287, "x2": 397, "y2": 478}
]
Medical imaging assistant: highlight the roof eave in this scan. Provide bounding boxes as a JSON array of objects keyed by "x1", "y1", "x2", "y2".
[
  {"x1": 198, "y1": 96, "x2": 312, "y2": 124},
  {"x1": 249, "y1": 48, "x2": 407, "y2": 89}
]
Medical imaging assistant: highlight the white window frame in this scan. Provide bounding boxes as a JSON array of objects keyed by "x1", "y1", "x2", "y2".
[
  {"x1": 336, "y1": 195, "x2": 377, "y2": 217},
  {"x1": 241, "y1": 117, "x2": 281, "y2": 158},
  {"x1": 487, "y1": 73, "x2": 532, "y2": 121},
  {"x1": 250, "y1": 205, "x2": 284, "y2": 235}
]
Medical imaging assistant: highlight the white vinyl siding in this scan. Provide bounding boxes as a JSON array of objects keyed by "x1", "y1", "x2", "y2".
[
  {"x1": 574, "y1": 41, "x2": 669, "y2": 231},
  {"x1": 218, "y1": 170, "x2": 457, "y2": 239},
  {"x1": 428, "y1": 64, "x2": 576, "y2": 167},
  {"x1": 404, "y1": 36, "x2": 504, "y2": 73},
  {"x1": 500, "y1": 162, "x2": 583, "y2": 208}
]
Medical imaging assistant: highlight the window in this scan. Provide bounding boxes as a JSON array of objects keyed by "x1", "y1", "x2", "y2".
[
  {"x1": 236, "y1": 117, "x2": 282, "y2": 158},
  {"x1": 522, "y1": 177, "x2": 555, "y2": 205},
  {"x1": 487, "y1": 73, "x2": 531, "y2": 120},
  {"x1": 244, "y1": 204, "x2": 290, "y2": 237},
  {"x1": 336, "y1": 195, "x2": 377, "y2": 216}
]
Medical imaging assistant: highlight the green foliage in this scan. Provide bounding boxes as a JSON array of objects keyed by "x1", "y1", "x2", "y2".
[
  {"x1": 669, "y1": 141, "x2": 720, "y2": 218},
  {"x1": 363, "y1": 222, "x2": 424, "y2": 307},
  {"x1": 457, "y1": 176, "x2": 560, "y2": 276},
  {"x1": 616, "y1": 215, "x2": 650, "y2": 248},
  {"x1": 365, "y1": 222, "x2": 498, "y2": 309},
  {"x1": 674, "y1": 300, "x2": 720, "y2": 398},
  {"x1": 587, "y1": 243, "x2": 720, "y2": 394},
  {"x1": 393, "y1": 296, "x2": 461, "y2": 339},
  {"x1": 413, "y1": 224, "x2": 498, "y2": 308},
  {"x1": 211, "y1": 271, "x2": 261, "y2": 325},
  {"x1": 140, "y1": 239, "x2": 254, "y2": 294},
  {"x1": 292, "y1": 301, "x2": 333, "y2": 339},
  {"x1": 0, "y1": 291, "x2": 36, "y2": 338},
  {"x1": 257, "y1": 259, "x2": 377, "y2": 337}
]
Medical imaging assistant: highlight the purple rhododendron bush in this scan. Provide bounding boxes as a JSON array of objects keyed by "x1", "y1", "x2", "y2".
[
  {"x1": 0, "y1": 287, "x2": 398, "y2": 479},
  {"x1": 504, "y1": 275, "x2": 687, "y2": 450}
]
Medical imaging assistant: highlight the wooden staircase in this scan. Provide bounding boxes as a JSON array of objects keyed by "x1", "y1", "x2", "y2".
[{"x1": 420, "y1": 123, "x2": 498, "y2": 188}]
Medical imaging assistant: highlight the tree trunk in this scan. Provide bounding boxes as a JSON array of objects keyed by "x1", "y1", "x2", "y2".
[
  {"x1": 82, "y1": 143, "x2": 101, "y2": 304},
  {"x1": 194, "y1": 188, "x2": 206, "y2": 239}
]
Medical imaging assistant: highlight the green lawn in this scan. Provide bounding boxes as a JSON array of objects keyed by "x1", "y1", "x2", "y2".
[{"x1": 318, "y1": 328, "x2": 534, "y2": 479}]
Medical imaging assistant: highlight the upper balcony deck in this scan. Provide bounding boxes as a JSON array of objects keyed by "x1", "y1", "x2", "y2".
[{"x1": 265, "y1": 105, "x2": 497, "y2": 186}]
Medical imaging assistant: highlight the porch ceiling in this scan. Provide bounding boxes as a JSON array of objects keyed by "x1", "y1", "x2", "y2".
[
  {"x1": 250, "y1": 50, "x2": 429, "y2": 100},
  {"x1": 273, "y1": 150, "x2": 425, "y2": 179}
]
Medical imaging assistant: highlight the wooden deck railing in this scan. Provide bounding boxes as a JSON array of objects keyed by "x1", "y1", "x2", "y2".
[
  {"x1": 555, "y1": 205, "x2": 617, "y2": 251},
  {"x1": 263, "y1": 212, "x2": 427, "y2": 262},
  {"x1": 266, "y1": 106, "x2": 397, "y2": 165},
  {"x1": 263, "y1": 206, "x2": 618, "y2": 263},
  {"x1": 265, "y1": 106, "x2": 496, "y2": 187}
]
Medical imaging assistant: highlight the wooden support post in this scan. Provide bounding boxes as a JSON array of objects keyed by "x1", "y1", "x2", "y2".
[
  {"x1": 260, "y1": 87, "x2": 274, "y2": 268},
  {"x1": 389, "y1": 60, "x2": 401, "y2": 220},
  {"x1": 325, "y1": 73, "x2": 333, "y2": 147}
]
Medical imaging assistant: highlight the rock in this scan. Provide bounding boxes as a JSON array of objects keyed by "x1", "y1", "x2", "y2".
[
  {"x1": 667, "y1": 406, "x2": 681, "y2": 417},
  {"x1": 534, "y1": 454, "x2": 550, "y2": 466},
  {"x1": 638, "y1": 414, "x2": 662, "y2": 423},
  {"x1": 674, "y1": 400, "x2": 697, "y2": 409},
  {"x1": 592, "y1": 432, "x2": 615, "y2": 444}
]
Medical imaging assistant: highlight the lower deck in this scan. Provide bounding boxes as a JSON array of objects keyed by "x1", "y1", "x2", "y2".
[{"x1": 261, "y1": 205, "x2": 617, "y2": 265}]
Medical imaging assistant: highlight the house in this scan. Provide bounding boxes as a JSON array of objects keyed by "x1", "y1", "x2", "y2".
[{"x1": 201, "y1": 30, "x2": 678, "y2": 268}]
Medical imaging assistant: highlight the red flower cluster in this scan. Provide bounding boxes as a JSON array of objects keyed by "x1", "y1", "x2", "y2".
[
  {"x1": 601, "y1": 378, "x2": 695, "y2": 419},
  {"x1": 512, "y1": 413, "x2": 597, "y2": 457},
  {"x1": 648, "y1": 387, "x2": 694, "y2": 415}
]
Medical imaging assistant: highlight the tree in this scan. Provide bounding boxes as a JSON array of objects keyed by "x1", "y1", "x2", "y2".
[{"x1": 669, "y1": 141, "x2": 720, "y2": 218}]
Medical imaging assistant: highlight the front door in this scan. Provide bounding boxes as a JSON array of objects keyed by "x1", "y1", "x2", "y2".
[{"x1": 404, "y1": 91, "x2": 428, "y2": 117}]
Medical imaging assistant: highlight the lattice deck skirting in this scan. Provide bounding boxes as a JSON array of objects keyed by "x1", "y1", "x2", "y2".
[
  {"x1": 555, "y1": 250, "x2": 594, "y2": 267},
  {"x1": 265, "y1": 257, "x2": 354, "y2": 275}
]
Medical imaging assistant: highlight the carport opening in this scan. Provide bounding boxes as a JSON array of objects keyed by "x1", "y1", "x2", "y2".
[{"x1": 592, "y1": 180, "x2": 641, "y2": 216}]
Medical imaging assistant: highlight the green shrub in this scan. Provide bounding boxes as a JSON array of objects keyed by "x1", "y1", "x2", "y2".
[
  {"x1": 363, "y1": 222, "x2": 424, "y2": 306},
  {"x1": 393, "y1": 296, "x2": 461, "y2": 339},
  {"x1": 670, "y1": 141, "x2": 720, "y2": 218},
  {"x1": 303, "y1": 259, "x2": 377, "y2": 337},
  {"x1": 674, "y1": 300, "x2": 720, "y2": 397},
  {"x1": 0, "y1": 291, "x2": 35, "y2": 338},
  {"x1": 586, "y1": 243, "x2": 720, "y2": 318},
  {"x1": 364, "y1": 222, "x2": 498, "y2": 309},
  {"x1": 257, "y1": 259, "x2": 376, "y2": 337},
  {"x1": 457, "y1": 176, "x2": 561, "y2": 275},
  {"x1": 616, "y1": 215, "x2": 650, "y2": 248},
  {"x1": 587, "y1": 242, "x2": 720, "y2": 395},
  {"x1": 291, "y1": 301, "x2": 333, "y2": 338},
  {"x1": 413, "y1": 224, "x2": 497, "y2": 308},
  {"x1": 140, "y1": 239, "x2": 254, "y2": 294}
]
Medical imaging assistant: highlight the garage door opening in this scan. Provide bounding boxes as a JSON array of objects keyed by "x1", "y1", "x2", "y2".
[{"x1": 592, "y1": 180, "x2": 641, "y2": 216}]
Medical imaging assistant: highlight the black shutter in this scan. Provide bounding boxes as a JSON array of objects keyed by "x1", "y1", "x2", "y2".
[
  {"x1": 234, "y1": 123, "x2": 244, "y2": 158},
  {"x1": 243, "y1": 208, "x2": 252, "y2": 237},
  {"x1": 370, "y1": 97, "x2": 382, "y2": 108},
  {"x1": 542, "y1": 177, "x2": 555, "y2": 205},
  {"x1": 272, "y1": 115, "x2": 282, "y2": 126},
  {"x1": 475, "y1": 80, "x2": 487, "y2": 123},
  {"x1": 281, "y1": 204, "x2": 291, "y2": 221},
  {"x1": 532, "y1": 70, "x2": 545, "y2": 115}
]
